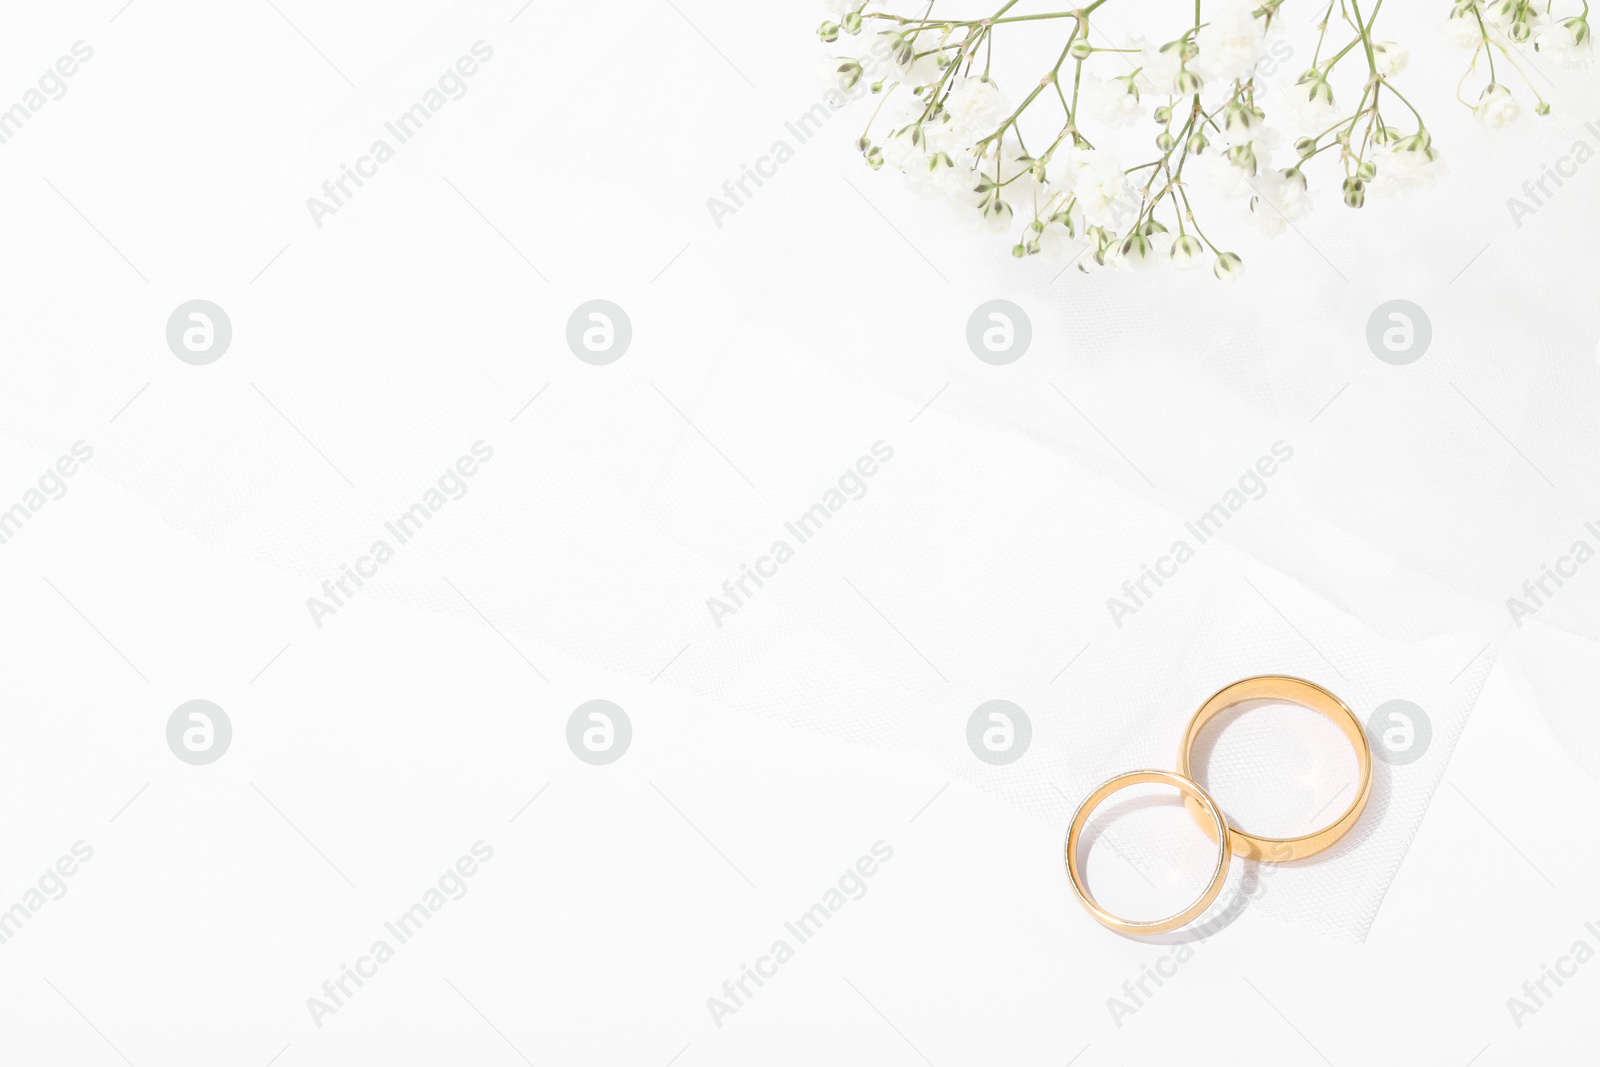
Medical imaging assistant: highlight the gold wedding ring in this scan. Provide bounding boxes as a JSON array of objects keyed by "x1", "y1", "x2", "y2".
[
  {"x1": 1177, "y1": 675, "x2": 1372, "y2": 862},
  {"x1": 1064, "y1": 769, "x2": 1231, "y2": 935},
  {"x1": 1064, "y1": 675, "x2": 1374, "y2": 934}
]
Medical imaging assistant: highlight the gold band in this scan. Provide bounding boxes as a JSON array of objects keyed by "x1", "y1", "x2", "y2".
[
  {"x1": 1176, "y1": 674, "x2": 1373, "y2": 862},
  {"x1": 1063, "y1": 769, "x2": 1232, "y2": 935}
]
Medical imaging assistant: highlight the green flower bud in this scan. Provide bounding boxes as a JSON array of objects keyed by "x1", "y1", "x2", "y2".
[
  {"x1": 1011, "y1": 242, "x2": 1028, "y2": 258},
  {"x1": 1175, "y1": 68, "x2": 1204, "y2": 94},
  {"x1": 1156, "y1": 131, "x2": 1175, "y2": 151},
  {"x1": 1171, "y1": 233, "x2": 1205, "y2": 265},
  {"x1": 1342, "y1": 177, "x2": 1365, "y2": 207},
  {"x1": 1154, "y1": 105, "x2": 1172, "y2": 124},
  {"x1": 1069, "y1": 39, "x2": 1093, "y2": 60},
  {"x1": 1294, "y1": 136, "x2": 1317, "y2": 157},
  {"x1": 842, "y1": 11, "x2": 863, "y2": 34},
  {"x1": 865, "y1": 146, "x2": 884, "y2": 169},
  {"x1": 1224, "y1": 102, "x2": 1259, "y2": 136},
  {"x1": 1399, "y1": 129, "x2": 1431, "y2": 152},
  {"x1": 818, "y1": 21, "x2": 841, "y2": 42},
  {"x1": 1356, "y1": 160, "x2": 1377, "y2": 181},
  {"x1": 984, "y1": 199, "x2": 1014, "y2": 225},
  {"x1": 1536, "y1": 101, "x2": 1552, "y2": 116},
  {"x1": 1187, "y1": 130, "x2": 1210, "y2": 154},
  {"x1": 1213, "y1": 251, "x2": 1244, "y2": 280},
  {"x1": 834, "y1": 59, "x2": 864, "y2": 91}
]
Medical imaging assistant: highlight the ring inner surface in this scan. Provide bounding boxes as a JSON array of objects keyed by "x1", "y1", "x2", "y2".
[
  {"x1": 1187, "y1": 695, "x2": 1361, "y2": 840},
  {"x1": 1071, "y1": 773, "x2": 1226, "y2": 927}
]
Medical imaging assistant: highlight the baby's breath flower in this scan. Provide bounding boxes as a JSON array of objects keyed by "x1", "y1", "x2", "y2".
[
  {"x1": 810, "y1": 0, "x2": 1574, "y2": 282},
  {"x1": 1475, "y1": 83, "x2": 1520, "y2": 128},
  {"x1": 945, "y1": 76, "x2": 1010, "y2": 138},
  {"x1": 1129, "y1": 35, "x2": 1185, "y2": 95},
  {"x1": 1071, "y1": 150, "x2": 1137, "y2": 230},
  {"x1": 1195, "y1": 3, "x2": 1272, "y2": 82},
  {"x1": 1081, "y1": 74, "x2": 1142, "y2": 127},
  {"x1": 1372, "y1": 138, "x2": 1444, "y2": 192},
  {"x1": 1373, "y1": 40, "x2": 1409, "y2": 76},
  {"x1": 1249, "y1": 167, "x2": 1312, "y2": 236},
  {"x1": 1443, "y1": 8, "x2": 1485, "y2": 47},
  {"x1": 1535, "y1": 14, "x2": 1594, "y2": 67}
]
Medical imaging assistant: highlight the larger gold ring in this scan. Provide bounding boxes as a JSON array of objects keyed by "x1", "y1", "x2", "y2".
[
  {"x1": 1176, "y1": 674, "x2": 1373, "y2": 862},
  {"x1": 1064, "y1": 769, "x2": 1232, "y2": 935}
]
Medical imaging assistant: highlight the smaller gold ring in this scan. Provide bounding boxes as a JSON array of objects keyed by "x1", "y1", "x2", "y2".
[
  {"x1": 1177, "y1": 674, "x2": 1373, "y2": 862},
  {"x1": 1064, "y1": 769, "x2": 1232, "y2": 935}
]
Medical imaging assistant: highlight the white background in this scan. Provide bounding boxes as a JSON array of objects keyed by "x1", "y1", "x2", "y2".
[{"x1": 2, "y1": 1, "x2": 1599, "y2": 1064}]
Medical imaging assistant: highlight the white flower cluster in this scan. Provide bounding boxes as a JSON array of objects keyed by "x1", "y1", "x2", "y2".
[
  {"x1": 1445, "y1": 1, "x2": 1592, "y2": 127},
  {"x1": 814, "y1": 0, "x2": 1582, "y2": 279}
]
